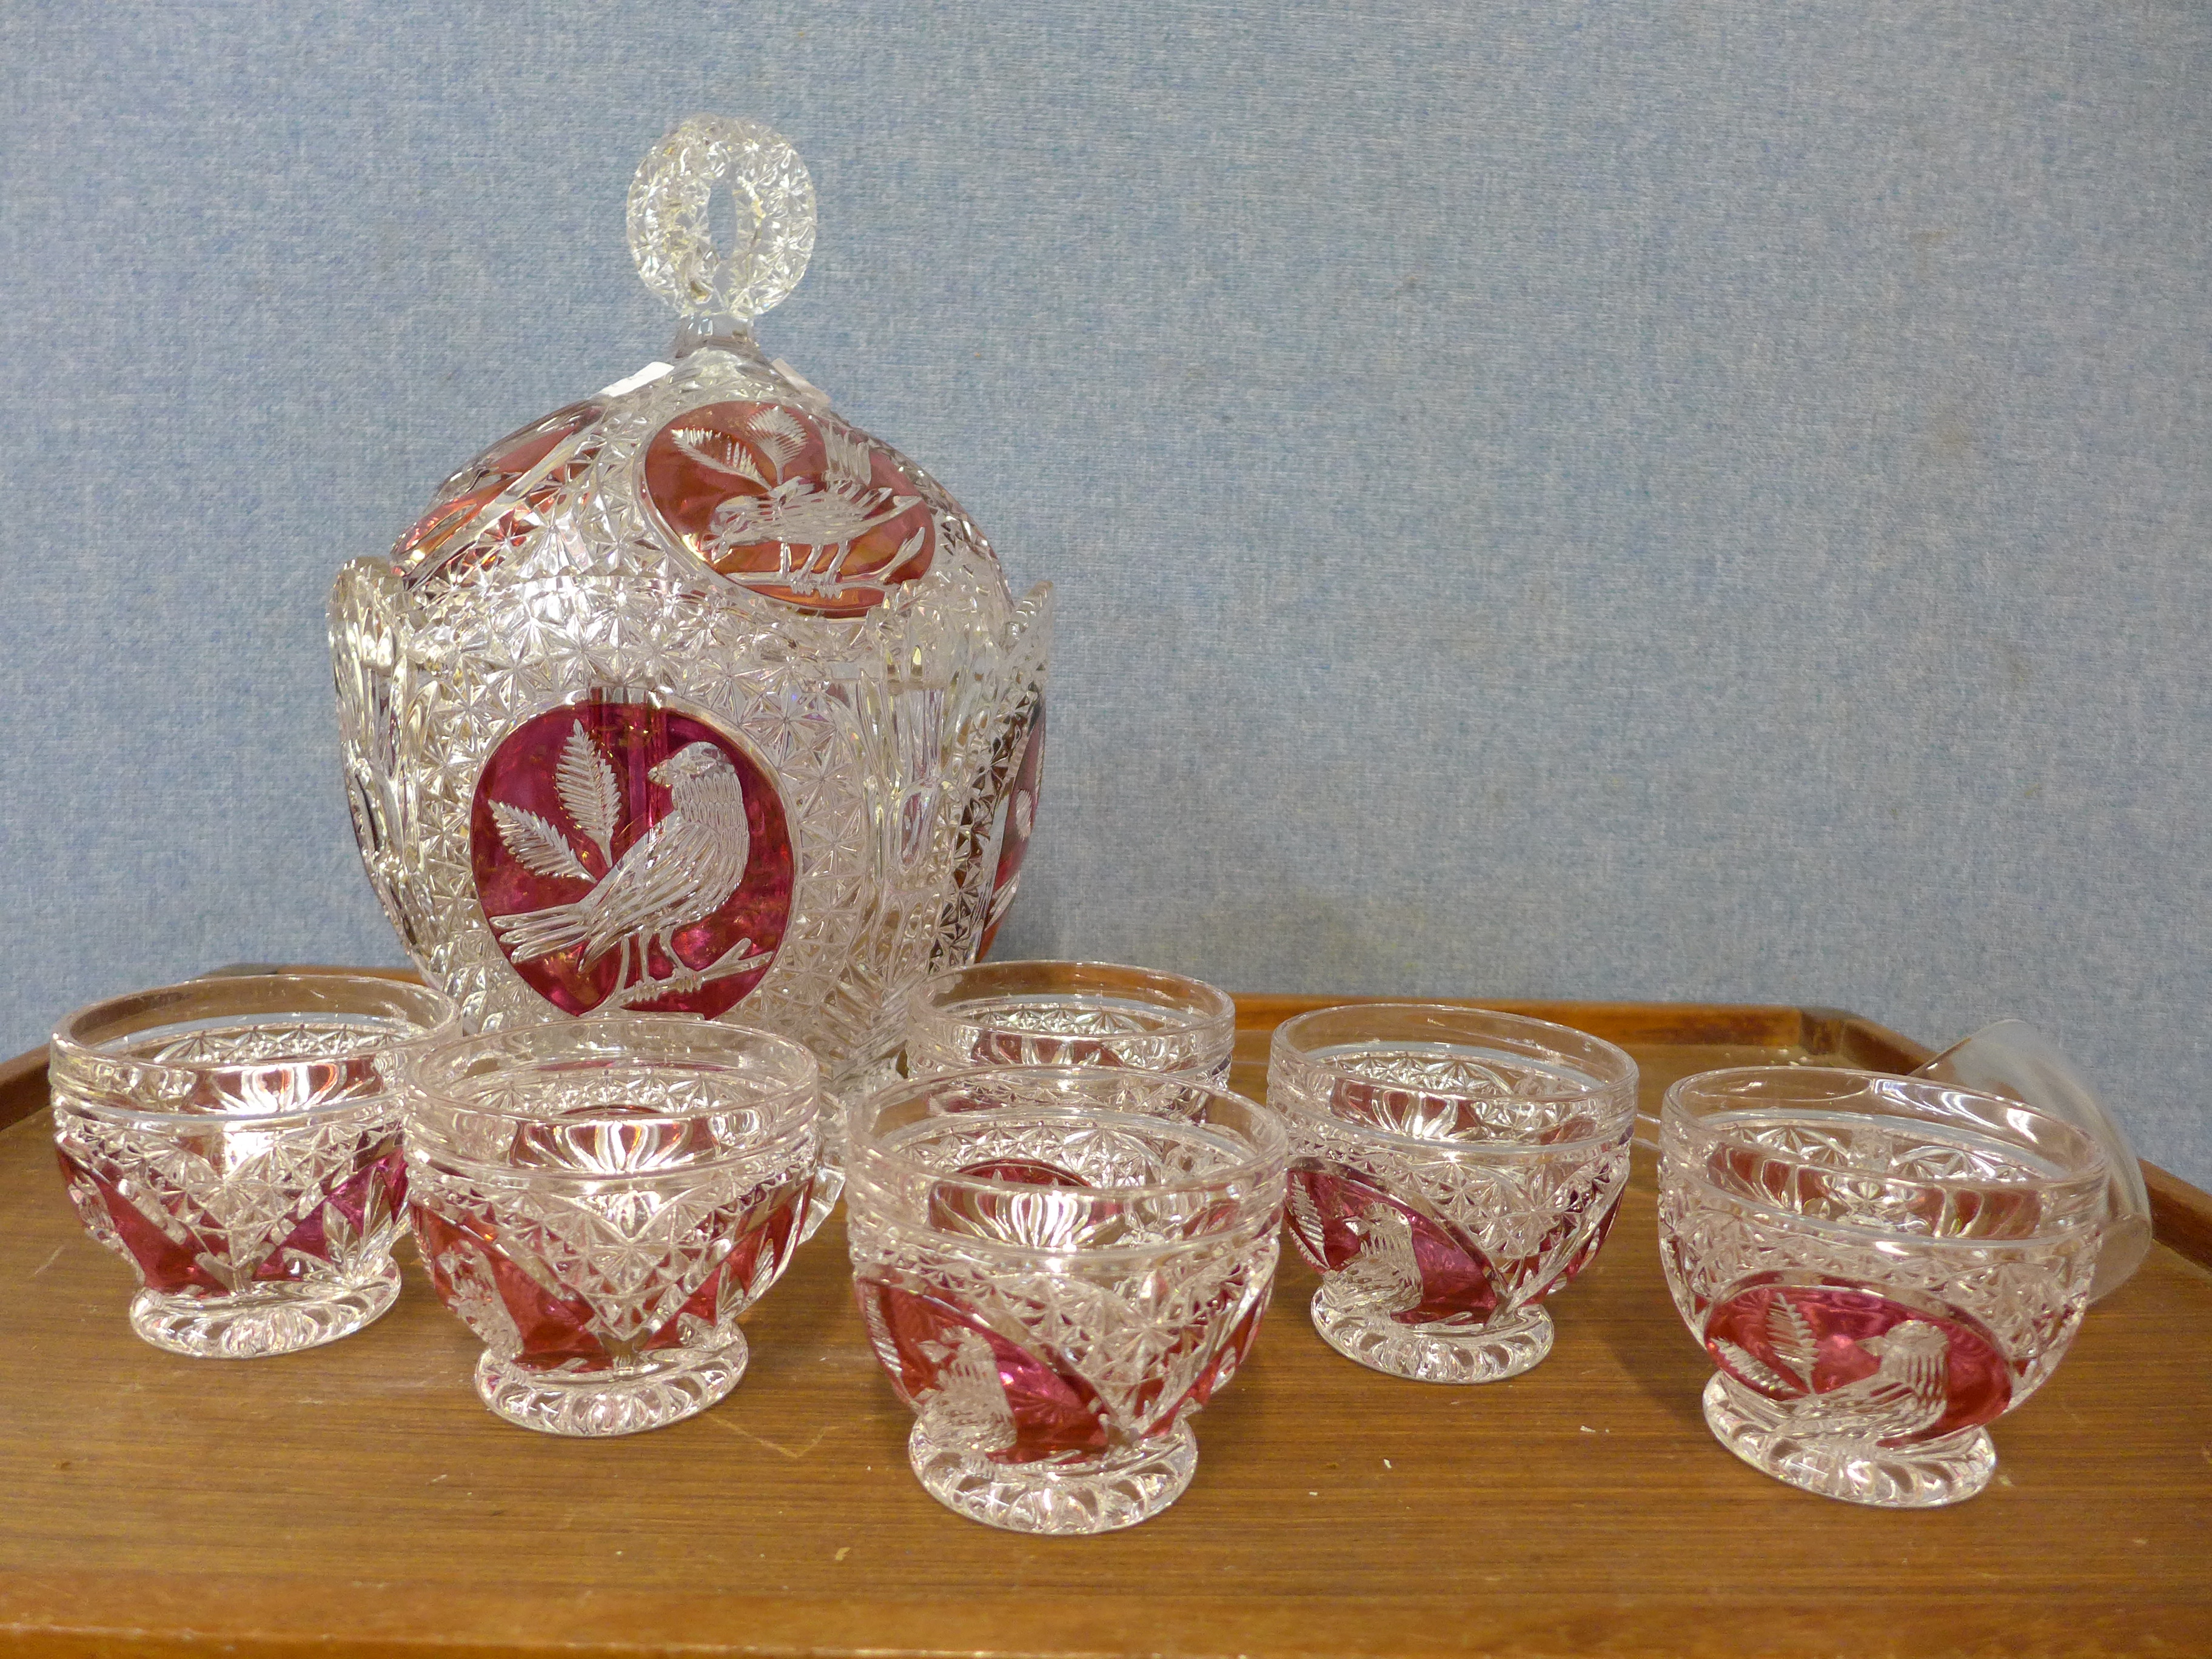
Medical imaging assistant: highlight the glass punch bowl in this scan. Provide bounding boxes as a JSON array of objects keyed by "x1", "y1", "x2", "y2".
[{"x1": 330, "y1": 116, "x2": 1051, "y2": 1099}]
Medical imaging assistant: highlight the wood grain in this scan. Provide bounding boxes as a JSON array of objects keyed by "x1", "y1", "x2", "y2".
[{"x1": 0, "y1": 997, "x2": 2205, "y2": 1657}]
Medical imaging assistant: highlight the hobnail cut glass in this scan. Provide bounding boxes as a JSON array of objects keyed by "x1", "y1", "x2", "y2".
[
  {"x1": 401, "y1": 1016, "x2": 821, "y2": 1437},
  {"x1": 1658, "y1": 1065, "x2": 2108, "y2": 1507},
  {"x1": 1268, "y1": 1004, "x2": 1639, "y2": 1384},
  {"x1": 49, "y1": 974, "x2": 460, "y2": 1358},
  {"x1": 844, "y1": 1067, "x2": 1288, "y2": 1533},
  {"x1": 903, "y1": 959, "x2": 1238, "y2": 1086},
  {"x1": 329, "y1": 113, "x2": 1051, "y2": 1114}
]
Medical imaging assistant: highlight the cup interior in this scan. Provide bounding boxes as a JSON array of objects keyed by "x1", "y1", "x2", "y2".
[
  {"x1": 50, "y1": 973, "x2": 460, "y2": 1119},
  {"x1": 847, "y1": 1067, "x2": 1285, "y2": 1249},
  {"x1": 1661, "y1": 1067, "x2": 2110, "y2": 1242},
  {"x1": 1269, "y1": 1003, "x2": 1638, "y2": 1151},
  {"x1": 907, "y1": 960, "x2": 1236, "y2": 1065},
  {"x1": 403, "y1": 1016, "x2": 819, "y2": 1176}
]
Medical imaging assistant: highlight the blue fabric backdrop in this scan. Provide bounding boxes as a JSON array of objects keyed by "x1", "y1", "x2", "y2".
[{"x1": 4, "y1": 1, "x2": 2207, "y2": 1183}]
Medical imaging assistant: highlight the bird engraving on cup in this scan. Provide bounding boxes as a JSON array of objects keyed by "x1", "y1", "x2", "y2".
[
  {"x1": 916, "y1": 1327, "x2": 1021, "y2": 1456},
  {"x1": 1714, "y1": 1293, "x2": 1954, "y2": 1445},
  {"x1": 1335, "y1": 1203, "x2": 1427, "y2": 1318},
  {"x1": 489, "y1": 730, "x2": 768, "y2": 1004}
]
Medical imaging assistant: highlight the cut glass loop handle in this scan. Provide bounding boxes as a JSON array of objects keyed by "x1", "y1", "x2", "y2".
[
  {"x1": 628, "y1": 115, "x2": 816, "y2": 325},
  {"x1": 1911, "y1": 1020, "x2": 2152, "y2": 1301}
]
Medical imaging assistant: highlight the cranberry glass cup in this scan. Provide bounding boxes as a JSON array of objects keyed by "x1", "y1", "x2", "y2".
[
  {"x1": 1658, "y1": 1067, "x2": 2108, "y2": 1507},
  {"x1": 49, "y1": 973, "x2": 459, "y2": 1358},
  {"x1": 1269, "y1": 1004, "x2": 1638, "y2": 1384},
  {"x1": 903, "y1": 960, "x2": 1237, "y2": 1084},
  {"x1": 845, "y1": 1067, "x2": 1287, "y2": 1533},
  {"x1": 402, "y1": 1017, "x2": 820, "y2": 1436}
]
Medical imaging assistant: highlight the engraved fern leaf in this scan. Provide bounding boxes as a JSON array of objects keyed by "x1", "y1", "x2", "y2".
[
  {"x1": 741, "y1": 404, "x2": 810, "y2": 478},
  {"x1": 893, "y1": 522, "x2": 927, "y2": 565},
  {"x1": 491, "y1": 802, "x2": 592, "y2": 882},
  {"x1": 1282, "y1": 1177, "x2": 1330, "y2": 1272},
  {"x1": 820, "y1": 421, "x2": 871, "y2": 488},
  {"x1": 1765, "y1": 1294, "x2": 1820, "y2": 1385},
  {"x1": 1714, "y1": 1338, "x2": 1802, "y2": 1397},
  {"x1": 671, "y1": 427, "x2": 767, "y2": 484},
  {"x1": 555, "y1": 721, "x2": 620, "y2": 866}
]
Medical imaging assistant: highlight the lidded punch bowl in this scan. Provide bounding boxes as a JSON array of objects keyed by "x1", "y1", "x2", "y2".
[{"x1": 330, "y1": 117, "x2": 1051, "y2": 1091}]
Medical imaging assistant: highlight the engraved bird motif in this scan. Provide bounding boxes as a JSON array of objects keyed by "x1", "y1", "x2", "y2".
[
  {"x1": 689, "y1": 409, "x2": 925, "y2": 596},
  {"x1": 1717, "y1": 1315, "x2": 1956, "y2": 1447},
  {"x1": 490, "y1": 742, "x2": 751, "y2": 996},
  {"x1": 1337, "y1": 1202, "x2": 1427, "y2": 1318},
  {"x1": 1783, "y1": 1320, "x2": 1954, "y2": 1444},
  {"x1": 920, "y1": 1328, "x2": 1018, "y2": 1456},
  {"x1": 706, "y1": 475, "x2": 920, "y2": 559}
]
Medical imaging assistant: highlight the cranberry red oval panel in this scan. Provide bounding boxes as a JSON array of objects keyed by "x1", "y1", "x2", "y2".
[
  {"x1": 642, "y1": 401, "x2": 937, "y2": 614},
  {"x1": 395, "y1": 401, "x2": 603, "y2": 591},
  {"x1": 853, "y1": 1278, "x2": 1110, "y2": 1464},
  {"x1": 469, "y1": 698, "x2": 793, "y2": 1018},
  {"x1": 1284, "y1": 1158, "x2": 1498, "y2": 1325},
  {"x1": 1702, "y1": 1275, "x2": 2014, "y2": 1441}
]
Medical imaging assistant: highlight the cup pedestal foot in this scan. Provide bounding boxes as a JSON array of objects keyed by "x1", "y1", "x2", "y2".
[
  {"x1": 1310, "y1": 1287, "x2": 1552, "y2": 1383},
  {"x1": 475, "y1": 1332, "x2": 747, "y2": 1436},
  {"x1": 129, "y1": 1258, "x2": 401, "y2": 1359},
  {"x1": 1700, "y1": 1372, "x2": 1996, "y2": 1507},
  {"x1": 908, "y1": 1418, "x2": 1197, "y2": 1533}
]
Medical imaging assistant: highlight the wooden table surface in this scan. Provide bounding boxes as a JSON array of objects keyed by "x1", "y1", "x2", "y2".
[{"x1": 0, "y1": 997, "x2": 2205, "y2": 1658}]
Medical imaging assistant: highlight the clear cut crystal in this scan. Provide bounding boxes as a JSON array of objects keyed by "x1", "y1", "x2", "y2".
[{"x1": 331, "y1": 118, "x2": 1050, "y2": 1093}]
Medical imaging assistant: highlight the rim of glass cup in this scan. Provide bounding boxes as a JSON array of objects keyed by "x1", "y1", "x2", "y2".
[
  {"x1": 1268, "y1": 1002, "x2": 1640, "y2": 1155},
  {"x1": 847, "y1": 1065, "x2": 1287, "y2": 1212},
  {"x1": 402, "y1": 1014, "x2": 819, "y2": 1147},
  {"x1": 908, "y1": 959, "x2": 1237, "y2": 1046},
  {"x1": 1661, "y1": 1065, "x2": 2110, "y2": 1241},
  {"x1": 49, "y1": 973, "x2": 461, "y2": 1124}
]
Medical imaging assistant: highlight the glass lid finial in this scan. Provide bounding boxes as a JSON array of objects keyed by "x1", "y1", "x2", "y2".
[{"x1": 627, "y1": 116, "x2": 816, "y2": 326}]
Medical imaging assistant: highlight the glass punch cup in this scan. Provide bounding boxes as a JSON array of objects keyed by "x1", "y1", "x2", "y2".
[
  {"x1": 401, "y1": 1016, "x2": 822, "y2": 1436},
  {"x1": 1269, "y1": 1004, "x2": 1640, "y2": 1383},
  {"x1": 49, "y1": 972, "x2": 458, "y2": 1358},
  {"x1": 844, "y1": 1066, "x2": 1287, "y2": 1533},
  {"x1": 903, "y1": 959, "x2": 1238, "y2": 1084},
  {"x1": 1658, "y1": 1065, "x2": 2108, "y2": 1506}
]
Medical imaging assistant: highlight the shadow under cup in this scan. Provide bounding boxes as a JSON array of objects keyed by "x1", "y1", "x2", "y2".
[
  {"x1": 843, "y1": 1067, "x2": 1288, "y2": 1534},
  {"x1": 48, "y1": 973, "x2": 460, "y2": 1359},
  {"x1": 401, "y1": 1017, "x2": 821, "y2": 1437},
  {"x1": 1268, "y1": 1004, "x2": 1641, "y2": 1384}
]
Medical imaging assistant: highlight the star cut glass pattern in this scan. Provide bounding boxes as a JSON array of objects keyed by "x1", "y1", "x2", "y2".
[
  {"x1": 49, "y1": 974, "x2": 459, "y2": 1358},
  {"x1": 1658, "y1": 1065, "x2": 2109, "y2": 1507},
  {"x1": 1268, "y1": 1005, "x2": 1639, "y2": 1385},
  {"x1": 401, "y1": 1017, "x2": 822, "y2": 1436},
  {"x1": 330, "y1": 115, "x2": 1051, "y2": 1104},
  {"x1": 844, "y1": 1068, "x2": 1288, "y2": 1533}
]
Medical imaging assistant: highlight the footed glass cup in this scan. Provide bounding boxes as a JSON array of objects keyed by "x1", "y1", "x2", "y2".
[
  {"x1": 402, "y1": 1017, "x2": 820, "y2": 1436},
  {"x1": 1658, "y1": 1066, "x2": 2108, "y2": 1507},
  {"x1": 1269, "y1": 1004, "x2": 1638, "y2": 1384},
  {"x1": 49, "y1": 973, "x2": 459, "y2": 1358},
  {"x1": 845, "y1": 1067, "x2": 1287, "y2": 1533},
  {"x1": 903, "y1": 960, "x2": 1237, "y2": 1085}
]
